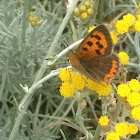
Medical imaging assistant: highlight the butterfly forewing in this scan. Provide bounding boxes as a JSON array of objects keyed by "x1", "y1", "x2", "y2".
[
  {"x1": 69, "y1": 50, "x2": 98, "y2": 81},
  {"x1": 75, "y1": 25, "x2": 113, "y2": 61}
]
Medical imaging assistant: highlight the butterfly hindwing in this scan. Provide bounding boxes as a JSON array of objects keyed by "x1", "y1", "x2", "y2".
[
  {"x1": 81, "y1": 53, "x2": 120, "y2": 83},
  {"x1": 75, "y1": 25, "x2": 113, "y2": 61}
]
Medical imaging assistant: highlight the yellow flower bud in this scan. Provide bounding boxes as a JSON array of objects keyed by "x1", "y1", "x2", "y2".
[
  {"x1": 28, "y1": 16, "x2": 34, "y2": 23},
  {"x1": 37, "y1": 20, "x2": 43, "y2": 25},
  {"x1": 33, "y1": 16, "x2": 39, "y2": 22},
  {"x1": 87, "y1": 8, "x2": 94, "y2": 16},
  {"x1": 84, "y1": 0, "x2": 91, "y2": 8},
  {"x1": 31, "y1": 22, "x2": 36, "y2": 26},
  {"x1": 29, "y1": 11, "x2": 34, "y2": 17},
  {"x1": 79, "y1": 5, "x2": 86, "y2": 13},
  {"x1": 80, "y1": 12, "x2": 88, "y2": 22},
  {"x1": 73, "y1": 7, "x2": 80, "y2": 17}
]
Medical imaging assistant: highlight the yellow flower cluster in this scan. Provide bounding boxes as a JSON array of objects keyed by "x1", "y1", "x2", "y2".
[
  {"x1": 106, "y1": 132, "x2": 120, "y2": 140},
  {"x1": 88, "y1": 25, "x2": 96, "y2": 33},
  {"x1": 117, "y1": 79, "x2": 140, "y2": 108},
  {"x1": 118, "y1": 52, "x2": 129, "y2": 65},
  {"x1": 131, "y1": 105, "x2": 140, "y2": 121},
  {"x1": 116, "y1": 14, "x2": 135, "y2": 35},
  {"x1": 73, "y1": 0, "x2": 94, "y2": 23},
  {"x1": 117, "y1": 79, "x2": 140, "y2": 122},
  {"x1": 110, "y1": 32, "x2": 119, "y2": 45},
  {"x1": 127, "y1": 92, "x2": 140, "y2": 107},
  {"x1": 106, "y1": 122, "x2": 138, "y2": 140},
  {"x1": 99, "y1": 116, "x2": 110, "y2": 126},
  {"x1": 115, "y1": 122, "x2": 129, "y2": 137},
  {"x1": 60, "y1": 82, "x2": 76, "y2": 98},
  {"x1": 59, "y1": 68, "x2": 113, "y2": 98},
  {"x1": 96, "y1": 82, "x2": 113, "y2": 97},
  {"x1": 129, "y1": 79, "x2": 140, "y2": 92},
  {"x1": 117, "y1": 84, "x2": 130, "y2": 97},
  {"x1": 129, "y1": 123, "x2": 138, "y2": 135},
  {"x1": 116, "y1": 8, "x2": 140, "y2": 35},
  {"x1": 28, "y1": 11, "x2": 43, "y2": 27},
  {"x1": 59, "y1": 68, "x2": 86, "y2": 98}
]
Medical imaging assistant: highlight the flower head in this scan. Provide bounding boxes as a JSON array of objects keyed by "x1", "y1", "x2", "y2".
[
  {"x1": 71, "y1": 72, "x2": 86, "y2": 91},
  {"x1": 111, "y1": 32, "x2": 119, "y2": 45},
  {"x1": 88, "y1": 25, "x2": 96, "y2": 33},
  {"x1": 123, "y1": 13, "x2": 135, "y2": 27},
  {"x1": 116, "y1": 20, "x2": 129, "y2": 35},
  {"x1": 96, "y1": 82, "x2": 112, "y2": 97},
  {"x1": 135, "y1": 20, "x2": 140, "y2": 32},
  {"x1": 131, "y1": 105, "x2": 140, "y2": 121},
  {"x1": 117, "y1": 84, "x2": 131, "y2": 97},
  {"x1": 129, "y1": 123, "x2": 138, "y2": 135},
  {"x1": 87, "y1": 78, "x2": 98, "y2": 91},
  {"x1": 115, "y1": 122, "x2": 129, "y2": 137},
  {"x1": 60, "y1": 82, "x2": 75, "y2": 98},
  {"x1": 29, "y1": 11, "x2": 34, "y2": 17},
  {"x1": 59, "y1": 68, "x2": 71, "y2": 82},
  {"x1": 73, "y1": 1, "x2": 93, "y2": 23},
  {"x1": 129, "y1": 79, "x2": 140, "y2": 92},
  {"x1": 127, "y1": 92, "x2": 140, "y2": 107},
  {"x1": 106, "y1": 132, "x2": 120, "y2": 140},
  {"x1": 137, "y1": 15, "x2": 140, "y2": 20},
  {"x1": 28, "y1": 11, "x2": 43, "y2": 26},
  {"x1": 118, "y1": 52, "x2": 129, "y2": 65},
  {"x1": 37, "y1": 20, "x2": 43, "y2": 25},
  {"x1": 99, "y1": 116, "x2": 110, "y2": 126}
]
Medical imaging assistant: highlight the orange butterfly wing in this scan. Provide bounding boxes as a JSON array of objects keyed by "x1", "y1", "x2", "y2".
[
  {"x1": 69, "y1": 50, "x2": 96, "y2": 80},
  {"x1": 75, "y1": 25, "x2": 113, "y2": 60},
  {"x1": 69, "y1": 25, "x2": 120, "y2": 83}
]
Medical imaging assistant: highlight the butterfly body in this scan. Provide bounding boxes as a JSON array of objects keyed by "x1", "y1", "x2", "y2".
[{"x1": 69, "y1": 25, "x2": 120, "y2": 83}]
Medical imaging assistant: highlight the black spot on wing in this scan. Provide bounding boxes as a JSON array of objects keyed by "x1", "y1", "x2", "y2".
[
  {"x1": 95, "y1": 35, "x2": 101, "y2": 40},
  {"x1": 87, "y1": 41, "x2": 93, "y2": 47},
  {"x1": 98, "y1": 44, "x2": 104, "y2": 49},
  {"x1": 95, "y1": 50, "x2": 101, "y2": 55},
  {"x1": 91, "y1": 34, "x2": 101, "y2": 40},
  {"x1": 96, "y1": 41, "x2": 100, "y2": 45},
  {"x1": 96, "y1": 41, "x2": 103, "y2": 49},
  {"x1": 83, "y1": 47, "x2": 88, "y2": 51}
]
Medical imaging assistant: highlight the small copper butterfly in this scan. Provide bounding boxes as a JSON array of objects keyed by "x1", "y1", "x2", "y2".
[{"x1": 69, "y1": 25, "x2": 120, "y2": 83}]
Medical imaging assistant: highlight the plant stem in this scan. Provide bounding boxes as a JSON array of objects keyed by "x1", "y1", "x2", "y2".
[
  {"x1": 47, "y1": 39, "x2": 83, "y2": 65},
  {"x1": 92, "y1": 0, "x2": 99, "y2": 22},
  {"x1": 20, "y1": 0, "x2": 28, "y2": 61},
  {"x1": 47, "y1": 0, "x2": 79, "y2": 57},
  {"x1": 93, "y1": 124, "x2": 101, "y2": 140},
  {"x1": 33, "y1": 0, "x2": 80, "y2": 83},
  {"x1": 70, "y1": 20, "x2": 77, "y2": 41},
  {"x1": 8, "y1": 69, "x2": 60, "y2": 140}
]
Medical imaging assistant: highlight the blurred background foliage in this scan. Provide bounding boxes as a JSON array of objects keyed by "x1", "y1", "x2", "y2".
[{"x1": 0, "y1": 0, "x2": 139, "y2": 140}]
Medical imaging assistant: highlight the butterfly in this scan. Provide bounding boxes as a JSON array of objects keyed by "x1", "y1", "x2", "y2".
[{"x1": 69, "y1": 25, "x2": 120, "y2": 84}]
